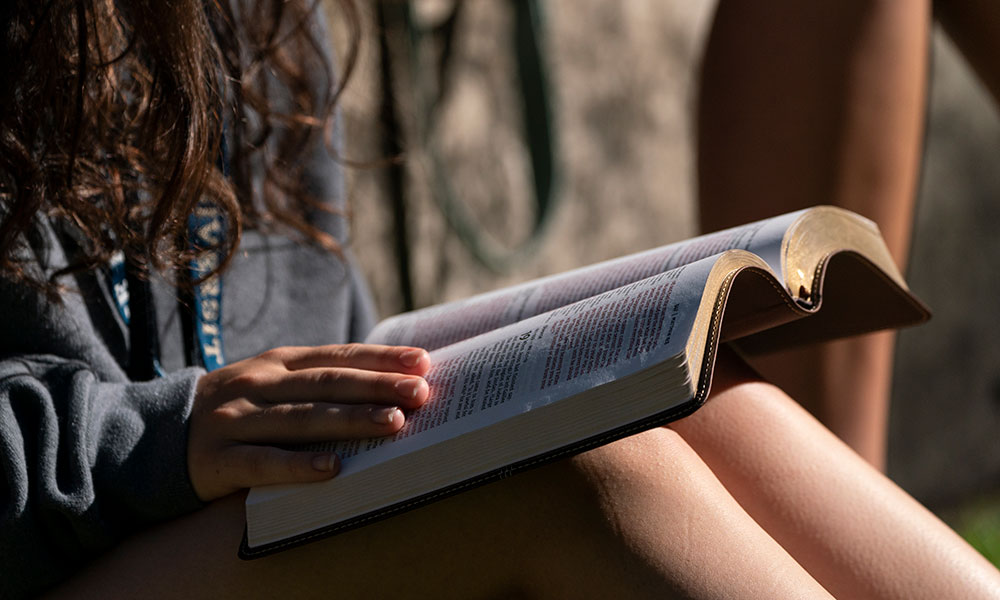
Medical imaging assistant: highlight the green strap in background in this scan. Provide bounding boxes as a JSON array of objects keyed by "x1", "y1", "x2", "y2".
[{"x1": 397, "y1": 0, "x2": 561, "y2": 274}]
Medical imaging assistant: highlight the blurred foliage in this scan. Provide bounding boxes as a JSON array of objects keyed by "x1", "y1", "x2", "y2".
[{"x1": 953, "y1": 494, "x2": 1000, "y2": 567}]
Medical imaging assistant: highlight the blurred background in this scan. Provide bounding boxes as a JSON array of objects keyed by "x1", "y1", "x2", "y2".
[{"x1": 330, "y1": 1, "x2": 1000, "y2": 556}]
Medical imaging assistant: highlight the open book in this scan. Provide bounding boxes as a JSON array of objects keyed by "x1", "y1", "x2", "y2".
[{"x1": 240, "y1": 206, "x2": 930, "y2": 558}]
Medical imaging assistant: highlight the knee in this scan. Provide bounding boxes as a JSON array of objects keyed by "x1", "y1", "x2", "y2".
[
  {"x1": 675, "y1": 345, "x2": 798, "y2": 432},
  {"x1": 560, "y1": 427, "x2": 707, "y2": 504},
  {"x1": 512, "y1": 427, "x2": 715, "y2": 550},
  {"x1": 499, "y1": 429, "x2": 736, "y2": 596}
]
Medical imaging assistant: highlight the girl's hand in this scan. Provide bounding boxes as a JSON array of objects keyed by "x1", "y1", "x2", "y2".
[{"x1": 187, "y1": 344, "x2": 431, "y2": 502}]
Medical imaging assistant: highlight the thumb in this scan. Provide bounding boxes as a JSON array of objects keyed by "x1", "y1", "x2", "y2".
[{"x1": 202, "y1": 445, "x2": 340, "y2": 500}]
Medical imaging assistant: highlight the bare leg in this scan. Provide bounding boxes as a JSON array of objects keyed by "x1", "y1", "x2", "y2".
[
  {"x1": 670, "y1": 352, "x2": 1000, "y2": 599},
  {"x1": 697, "y1": 0, "x2": 931, "y2": 468},
  {"x1": 53, "y1": 428, "x2": 831, "y2": 598}
]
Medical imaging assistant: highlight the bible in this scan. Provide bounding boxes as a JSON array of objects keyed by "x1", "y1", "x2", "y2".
[{"x1": 239, "y1": 206, "x2": 930, "y2": 558}]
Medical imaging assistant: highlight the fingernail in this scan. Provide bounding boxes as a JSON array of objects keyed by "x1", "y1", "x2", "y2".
[
  {"x1": 399, "y1": 349, "x2": 426, "y2": 368},
  {"x1": 395, "y1": 377, "x2": 426, "y2": 400},
  {"x1": 311, "y1": 453, "x2": 338, "y2": 473},
  {"x1": 371, "y1": 406, "x2": 399, "y2": 425}
]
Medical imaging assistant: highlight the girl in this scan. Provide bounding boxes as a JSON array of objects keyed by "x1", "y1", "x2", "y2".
[{"x1": 2, "y1": 1, "x2": 998, "y2": 598}]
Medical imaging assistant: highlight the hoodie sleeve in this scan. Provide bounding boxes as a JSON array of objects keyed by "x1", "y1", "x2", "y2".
[{"x1": 0, "y1": 356, "x2": 205, "y2": 599}]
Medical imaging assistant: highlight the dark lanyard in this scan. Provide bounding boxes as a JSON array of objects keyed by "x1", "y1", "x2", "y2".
[{"x1": 121, "y1": 254, "x2": 166, "y2": 380}]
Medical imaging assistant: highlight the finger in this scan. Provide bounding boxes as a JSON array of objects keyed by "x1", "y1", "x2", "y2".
[
  {"x1": 267, "y1": 344, "x2": 430, "y2": 375},
  {"x1": 233, "y1": 401, "x2": 406, "y2": 443},
  {"x1": 217, "y1": 444, "x2": 341, "y2": 490},
  {"x1": 257, "y1": 368, "x2": 429, "y2": 409}
]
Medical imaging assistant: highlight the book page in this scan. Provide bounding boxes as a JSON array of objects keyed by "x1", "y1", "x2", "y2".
[
  {"x1": 271, "y1": 255, "x2": 718, "y2": 489},
  {"x1": 367, "y1": 210, "x2": 802, "y2": 351}
]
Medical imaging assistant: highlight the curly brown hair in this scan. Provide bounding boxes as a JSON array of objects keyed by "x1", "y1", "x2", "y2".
[{"x1": 0, "y1": 0, "x2": 358, "y2": 295}]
